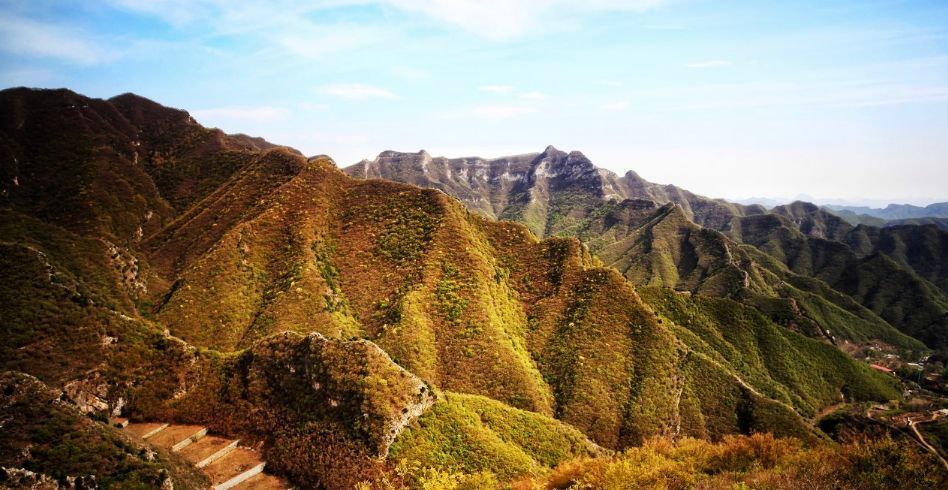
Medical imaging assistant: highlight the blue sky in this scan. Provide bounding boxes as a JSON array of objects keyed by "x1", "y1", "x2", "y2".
[{"x1": 1, "y1": 0, "x2": 947, "y2": 204}]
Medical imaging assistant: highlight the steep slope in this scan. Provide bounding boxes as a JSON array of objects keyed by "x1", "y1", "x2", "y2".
[
  {"x1": 845, "y1": 223, "x2": 948, "y2": 293},
  {"x1": 0, "y1": 372, "x2": 208, "y2": 489},
  {"x1": 0, "y1": 88, "x2": 293, "y2": 244},
  {"x1": 587, "y1": 202, "x2": 923, "y2": 350},
  {"x1": 727, "y1": 210, "x2": 948, "y2": 349},
  {"x1": 148, "y1": 151, "x2": 821, "y2": 448},
  {"x1": 0, "y1": 88, "x2": 930, "y2": 487},
  {"x1": 348, "y1": 149, "x2": 946, "y2": 351},
  {"x1": 771, "y1": 201, "x2": 854, "y2": 242}
]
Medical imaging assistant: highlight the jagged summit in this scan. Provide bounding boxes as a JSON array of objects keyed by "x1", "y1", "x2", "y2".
[{"x1": 345, "y1": 146, "x2": 764, "y2": 235}]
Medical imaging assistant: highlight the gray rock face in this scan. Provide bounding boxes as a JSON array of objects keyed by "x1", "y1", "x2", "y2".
[{"x1": 345, "y1": 146, "x2": 764, "y2": 236}]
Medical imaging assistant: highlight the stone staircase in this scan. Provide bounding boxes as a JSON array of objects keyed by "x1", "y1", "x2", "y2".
[{"x1": 116, "y1": 418, "x2": 291, "y2": 490}]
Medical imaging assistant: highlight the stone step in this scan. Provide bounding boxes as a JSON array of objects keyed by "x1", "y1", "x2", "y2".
[
  {"x1": 147, "y1": 425, "x2": 207, "y2": 451},
  {"x1": 234, "y1": 472, "x2": 291, "y2": 490},
  {"x1": 179, "y1": 435, "x2": 239, "y2": 468},
  {"x1": 205, "y1": 447, "x2": 266, "y2": 490},
  {"x1": 126, "y1": 422, "x2": 168, "y2": 439}
]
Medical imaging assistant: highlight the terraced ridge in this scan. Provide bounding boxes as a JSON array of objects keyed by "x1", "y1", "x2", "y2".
[{"x1": 121, "y1": 419, "x2": 292, "y2": 490}]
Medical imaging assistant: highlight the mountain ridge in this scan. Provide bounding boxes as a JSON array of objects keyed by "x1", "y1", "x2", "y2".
[
  {"x1": 0, "y1": 88, "x2": 942, "y2": 488},
  {"x1": 345, "y1": 148, "x2": 948, "y2": 351}
]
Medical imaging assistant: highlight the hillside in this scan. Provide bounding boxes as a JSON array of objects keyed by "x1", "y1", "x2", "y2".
[
  {"x1": 347, "y1": 149, "x2": 948, "y2": 352},
  {"x1": 0, "y1": 88, "x2": 940, "y2": 488},
  {"x1": 725, "y1": 207, "x2": 948, "y2": 348}
]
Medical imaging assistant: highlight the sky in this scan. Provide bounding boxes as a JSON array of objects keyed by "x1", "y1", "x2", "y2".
[{"x1": 1, "y1": 0, "x2": 947, "y2": 205}]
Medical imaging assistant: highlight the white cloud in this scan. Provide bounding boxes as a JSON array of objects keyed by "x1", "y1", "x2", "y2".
[
  {"x1": 520, "y1": 91, "x2": 547, "y2": 100},
  {"x1": 480, "y1": 84, "x2": 516, "y2": 94},
  {"x1": 0, "y1": 67, "x2": 55, "y2": 86},
  {"x1": 278, "y1": 24, "x2": 385, "y2": 59},
  {"x1": 0, "y1": 15, "x2": 112, "y2": 65},
  {"x1": 601, "y1": 100, "x2": 630, "y2": 111},
  {"x1": 471, "y1": 105, "x2": 536, "y2": 120},
  {"x1": 192, "y1": 106, "x2": 289, "y2": 122},
  {"x1": 319, "y1": 84, "x2": 397, "y2": 100},
  {"x1": 105, "y1": 0, "x2": 666, "y2": 41},
  {"x1": 382, "y1": 0, "x2": 666, "y2": 40},
  {"x1": 297, "y1": 102, "x2": 328, "y2": 112},
  {"x1": 642, "y1": 77, "x2": 948, "y2": 112},
  {"x1": 480, "y1": 85, "x2": 547, "y2": 99},
  {"x1": 104, "y1": 0, "x2": 215, "y2": 26},
  {"x1": 391, "y1": 66, "x2": 430, "y2": 80},
  {"x1": 685, "y1": 60, "x2": 732, "y2": 69}
]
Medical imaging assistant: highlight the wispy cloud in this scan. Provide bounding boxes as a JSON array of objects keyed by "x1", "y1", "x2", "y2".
[
  {"x1": 685, "y1": 60, "x2": 732, "y2": 69},
  {"x1": 481, "y1": 85, "x2": 547, "y2": 100},
  {"x1": 520, "y1": 91, "x2": 547, "y2": 100},
  {"x1": 601, "y1": 99, "x2": 631, "y2": 111},
  {"x1": 646, "y1": 78, "x2": 948, "y2": 112},
  {"x1": 105, "y1": 0, "x2": 666, "y2": 41},
  {"x1": 480, "y1": 84, "x2": 516, "y2": 94},
  {"x1": 277, "y1": 24, "x2": 385, "y2": 59},
  {"x1": 472, "y1": 105, "x2": 536, "y2": 120},
  {"x1": 0, "y1": 15, "x2": 112, "y2": 65},
  {"x1": 383, "y1": 0, "x2": 666, "y2": 40},
  {"x1": 0, "y1": 67, "x2": 55, "y2": 86},
  {"x1": 391, "y1": 66, "x2": 430, "y2": 80},
  {"x1": 319, "y1": 84, "x2": 397, "y2": 100},
  {"x1": 192, "y1": 106, "x2": 289, "y2": 122}
]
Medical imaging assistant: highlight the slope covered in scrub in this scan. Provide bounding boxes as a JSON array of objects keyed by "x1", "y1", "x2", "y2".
[
  {"x1": 390, "y1": 392, "x2": 603, "y2": 482},
  {"x1": 141, "y1": 137, "x2": 849, "y2": 451},
  {"x1": 0, "y1": 371, "x2": 208, "y2": 489},
  {"x1": 0, "y1": 88, "x2": 938, "y2": 488},
  {"x1": 638, "y1": 287, "x2": 901, "y2": 416},
  {"x1": 347, "y1": 148, "x2": 947, "y2": 352},
  {"x1": 517, "y1": 433, "x2": 946, "y2": 489},
  {"x1": 727, "y1": 209, "x2": 948, "y2": 349},
  {"x1": 582, "y1": 200, "x2": 924, "y2": 351}
]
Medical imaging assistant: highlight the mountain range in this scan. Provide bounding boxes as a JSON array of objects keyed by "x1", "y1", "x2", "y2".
[
  {"x1": 827, "y1": 202, "x2": 948, "y2": 221},
  {"x1": 346, "y1": 149, "x2": 948, "y2": 350},
  {"x1": 1, "y1": 88, "x2": 946, "y2": 488}
]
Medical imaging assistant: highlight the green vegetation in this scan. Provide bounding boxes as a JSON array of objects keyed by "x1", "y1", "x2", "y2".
[
  {"x1": 0, "y1": 372, "x2": 207, "y2": 489},
  {"x1": 3, "y1": 88, "x2": 944, "y2": 490},
  {"x1": 435, "y1": 262, "x2": 469, "y2": 326},
  {"x1": 639, "y1": 287, "x2": 901, "y2": 417},
  {"x1": 390, "y1": 392, "x2": 601, "y2": 482},
  {"x1": 517, "y1": 433, "x2": 946, "y2": 490}
]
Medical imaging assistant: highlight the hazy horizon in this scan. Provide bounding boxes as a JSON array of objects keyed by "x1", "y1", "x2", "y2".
[{"x1": 2, "y1": 0, "x2": 947, "y2": 205}]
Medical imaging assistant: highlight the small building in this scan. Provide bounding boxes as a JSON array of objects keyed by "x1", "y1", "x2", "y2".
[{"x1": 870, "y1": 364, "x2": 893, "y2": 373}]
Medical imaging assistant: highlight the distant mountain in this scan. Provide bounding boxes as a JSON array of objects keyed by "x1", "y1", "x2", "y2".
[
  {"x1": 827, "y1": 202, "x2": 948, "y2": 221},
  {"x1": 823, "y1": 208, "x2": 888, "y2": 227},
  {"x1": 724, "y1": 204, "x2": 948, "y2": 348},
  {"x1": 346, "y1": 147, "x2": 766, "y2": 237},
  {"x1": 346, "y1": 150, "x2": 948, "y2": 351},
  {"x1": 734, "y1": 197, "x2": 789, "y2": 208},
  {"x1": 887, "y1": 217, "x2": 948, "y2": 231}
]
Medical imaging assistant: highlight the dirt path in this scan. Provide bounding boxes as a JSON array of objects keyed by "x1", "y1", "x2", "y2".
[{"x1": 908, "y1": 418, "x2": 948, "y2": 471}]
